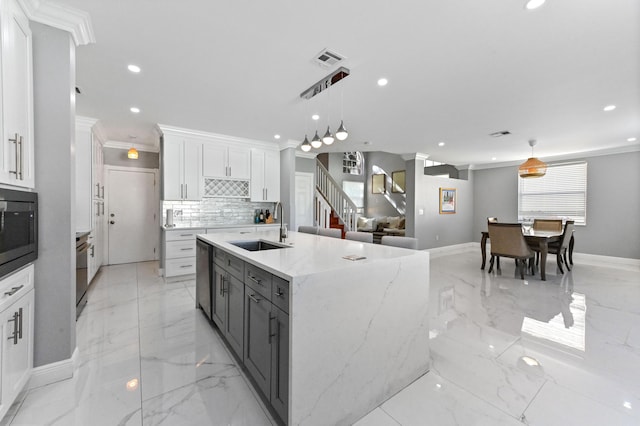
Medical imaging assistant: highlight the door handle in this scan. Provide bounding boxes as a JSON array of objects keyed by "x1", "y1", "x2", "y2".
[{"x1": 110, "y1": 220, "x2": 115, "y2": 225}]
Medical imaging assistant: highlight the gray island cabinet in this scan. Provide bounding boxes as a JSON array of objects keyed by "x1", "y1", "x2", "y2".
[{"x1": 196, "y1": 229, "x2": 430, "y2": 426}]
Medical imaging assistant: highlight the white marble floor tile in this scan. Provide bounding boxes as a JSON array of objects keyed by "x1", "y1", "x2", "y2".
[
  {"x1": 523, "y1": 381, "x2": 638, "y2": 426},
  {"x1": 353, "y1": 408, "x2": 401, "y2": 426},
  {"x1": 379, "y1": 372, "x2": 523, "y2": 426},
  {"x1": 141, "y1": 371, "x2": 273, "y2": 426}
]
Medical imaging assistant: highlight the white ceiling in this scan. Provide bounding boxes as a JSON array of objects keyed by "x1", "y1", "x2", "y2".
[{"x1": 53, "y1": 0, "x2": 639, "y2": 167}]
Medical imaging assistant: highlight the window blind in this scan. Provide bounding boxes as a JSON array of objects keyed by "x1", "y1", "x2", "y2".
[{"x1": 518, "y1": 161, "x2": 587, "y2": 225}]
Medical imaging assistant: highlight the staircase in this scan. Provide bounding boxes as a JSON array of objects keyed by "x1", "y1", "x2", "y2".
[{"x1": 315, "y1": 160, "x2": 359, "y2": 236}]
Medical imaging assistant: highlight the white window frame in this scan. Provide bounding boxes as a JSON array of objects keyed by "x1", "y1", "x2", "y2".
[{"x1": 518, "y1": 161, "x2": 587, "y2": 226}]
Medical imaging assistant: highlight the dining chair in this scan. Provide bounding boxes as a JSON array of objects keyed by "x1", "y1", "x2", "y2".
[
  {"x1": 297, "y1": 225, "x2": 318, "y2": 235},
  {"x1": 487, "y1": 217, "x2": 499, "y2": 223},
  {"x1": 533, "y1": 219, "x2": 563, "y2": 232},
  {"x1": 487, "y1": 223, "x2": 535, "y2": 279},
  {"x1": 317, "y1": 227, "x2": 342, "y2": 239},
  {"x1": 380, "y1": 236, "x2": 418, "y2": 249},
  {"x1": 345, "y1": 231, "x2": 373, "y2": 243},
  {"x1": 531, "y1": 220, "x2": 575, "y2": 274}
]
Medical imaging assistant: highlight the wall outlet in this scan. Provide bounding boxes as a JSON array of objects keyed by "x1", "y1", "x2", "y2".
[{"x1": 418, "y1": 209, "x2": 424, "y2": 215}]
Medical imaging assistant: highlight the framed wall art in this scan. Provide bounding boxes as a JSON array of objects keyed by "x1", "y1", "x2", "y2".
[
  {"x1": 372, "y1": 174, "x2": 386, "y2": 194},
  {"x1": 391, "y1": 170, "x2": 406, "y2": 193},
  {"x1": 439, "y1": 188, "x2": 456, "y2": 214}
]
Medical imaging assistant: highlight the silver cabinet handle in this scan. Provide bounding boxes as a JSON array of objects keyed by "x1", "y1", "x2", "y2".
[
  {"x1": 248, "y1": 275, "x2": 262, "y2": 286},
  {"x1": 91, "y1": 246, "x2": 95, "y2": 257},
  {"x1": 9, "y1": 133, "x2": 19, "y2": 177},
  {"x1": 100, "y1": 185, "x2": 104, "y2": 199},
  {"x1": 185, "y1": 184, "x2": 188, "y2": 198},
  {"x1": 101, "y1": 203, "x2": 105, "y2": 215},
  {"x1": 180, "y1": 234, "x2": 194, "y2": 237},
  {"x1": 180, "y1": 184, "x2": 184, "y2": 199},
  {"x1": 265, "y1": 188, "x2": 267, "y2": 200},
  {"x1": 96, "y1": 183, "x2": 100, "y2": 198},
  {"x1": 268, "y1": 314, "x2": 275, "y2": 344},
  {"x1": 18, "y1": 135, "x2": 23, "y2": 180},
  {"x1": 180, "y1": 247, "x2": 194, "y2": 251},
  {"x1": 4, "y1": 285, "x2": 23, "y2": 296},
  {"x1": 179, "y1": 264, "x2": 193, "y2": 268},
  {"x1": 249, "y1": 294, "x2": 261, "y2": 303},
  {"x1": 17, "y1": 307, "x2": 23, "y2": 339},
  {"x1": 275, "y1": 287, "x2": 284, "y2": 297},
  {"x1": 8, "y1": 311, "x2": 19, "y2": 344}
]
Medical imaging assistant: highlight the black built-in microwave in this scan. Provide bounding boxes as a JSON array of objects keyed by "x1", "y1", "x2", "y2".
[{"x1": 0, "y1": 188, "x2": 37, "y2": 279}]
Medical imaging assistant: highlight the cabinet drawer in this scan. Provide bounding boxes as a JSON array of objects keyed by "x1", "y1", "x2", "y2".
[
  {"x1": 165, "y1": 229, "x2": 205, "y2": 241},
  {"x1": 165, "y1": 257, "x2": 197, "y2": 277},
  {"x1": 166, "y1": 240, "x2": 196, "y2": 259},
  {"x1": 271, "y1": 276, "x2": 289, "y2": 314},
  {"x1": 214, "y1": 251, "x2": 244, "y2": 281},
  {"x1": 245, "y1": 263, "x2": 272, "y2": 300},
  {"x1": 0, "y1": 265, "x2": 34, "y2": 312}
]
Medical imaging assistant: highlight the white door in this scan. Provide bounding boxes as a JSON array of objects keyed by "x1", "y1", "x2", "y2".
[
  {"x1": 107, "y1": 169, "x2": 158, "y2": 264},
  {"x1": 295, "y1": 172, "x2": 314, "y2": 229}
]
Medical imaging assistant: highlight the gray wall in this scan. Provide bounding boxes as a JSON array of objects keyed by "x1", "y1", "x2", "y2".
[
  {"x1": 280, "y1": 148, "x2": 296, "y2": 231},
  {"x1": 32, "y1": 23, "x2": 76, "y2": 367},
  {"x1": 472, "y1": 151, "x2": 640, "y2": 259},
  {"x1": 295, "y1": 156, "x2": 315, "y2": 173},
  {"x1": 364, "y1": 152, "x2": 407, "y2": 217},
  {"x1": 103, "y1": 147, "x2": 159, "y2": 168}
]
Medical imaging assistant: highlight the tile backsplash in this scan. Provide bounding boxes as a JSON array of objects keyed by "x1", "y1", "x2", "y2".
[{"x1": 162, "y1": 198, "x2": 275, "y2": 226}]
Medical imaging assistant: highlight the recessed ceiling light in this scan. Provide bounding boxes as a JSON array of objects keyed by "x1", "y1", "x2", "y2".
[
  {"x1": 377, "y1": 78, "x2": 388, "y2": 87},
  {"x1": 525, "y1": 0, "x2": 546, "y2": 10},
  {"x1": 623, "y1": 401, "x2": 632, "y2": 410},
  {"x1": 603, "y1": 105, "x2": 616, "y2": 112},
  {"x1": 492, "y1": 157, "x2": 497, "y2": 161},
  {"x1": 438, "y1": 142, "x2": 445, "y2": 147},
  {"x1": 127, "y1": 64, "x2": 141, "y2": 73},
  {"x1": 521, "y1": 356, "x2": 540, "y2": 367},
  {"x1": 312, "y1": 114, "x2": 319, "y2": 121},
  {"x1": 130, "y1": 107, "x2": 140, "y2": 113},
  {"x1": 627, "y1": 137, "x2": 637, "y2": 142},
  {"x1": 274, "y1": 134, "x2": 281, "y2": 140}
]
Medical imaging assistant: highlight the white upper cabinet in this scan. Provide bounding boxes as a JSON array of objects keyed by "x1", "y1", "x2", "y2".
[
  {"x1": 202, "y1": 143, "x2": 250, "y2": 179},
  {"x1": 163, "y1": 135, "x2": 202, "y2": 200},
  {"x1": 250, "y1": 148, "x2": 280, "y2": 202},
  {"x1": 0, "y1": 0, "x2": 34, "y2": 188}
]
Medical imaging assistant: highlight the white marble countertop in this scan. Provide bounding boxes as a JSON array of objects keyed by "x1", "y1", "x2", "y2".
[
  {"x1": 161, "y1": 222, "x2": 281, "y2": 231},
  {"x1": 197, "y1": 229, "x2": 427, "y2": 280}
]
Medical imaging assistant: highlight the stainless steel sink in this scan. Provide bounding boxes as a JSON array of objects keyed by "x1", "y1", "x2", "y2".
[{"x1": 228, "y1": 240, "x2": 290, "y2": 252}]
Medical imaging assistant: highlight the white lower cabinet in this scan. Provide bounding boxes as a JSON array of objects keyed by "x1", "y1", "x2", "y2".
[
  {"x1": 0, "y1": 264, "x2": 34, "y2": 420},
  {"x1": 163, "y1": 229, "x2": 204, "y2": 278}
]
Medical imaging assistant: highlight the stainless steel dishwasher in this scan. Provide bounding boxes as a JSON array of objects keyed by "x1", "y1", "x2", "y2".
[
  {"x1": 196, "y1": 239, "x2": 212, "y2": 320},
  {"x1": 75, "y1": 232, "x2": 90, "y2": 319}
]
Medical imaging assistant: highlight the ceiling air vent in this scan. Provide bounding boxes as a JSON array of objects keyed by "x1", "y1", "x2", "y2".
[
  {"x1": 313, "y1": 48, "x2": 346, "y2": 69},
  {"x1": 490, "y1": 130, "x2": 511, "y2": 137}
]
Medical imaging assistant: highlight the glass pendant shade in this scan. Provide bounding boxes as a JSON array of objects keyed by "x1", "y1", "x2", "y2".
[
  {"x1": 127, "y1": 147, "x2": 139, "y2": 159},
  {"x1": 311, "y1": 131, "x2": 323, "y2": 148},
  {"x1": 518, "y1": 157, "x2": 547, "y2": 178},
  {"x1": 335, "y1": 120, "x2": 348, "y2": 141},
  {"x1": 322, "y1": 126, "x2": 334, "y2": 145},
  {"x1": 300, "y1": 135, "x2": 311, "y2": 152}
]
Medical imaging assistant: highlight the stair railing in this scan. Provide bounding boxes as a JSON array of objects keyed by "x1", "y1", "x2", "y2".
[{"x1": 315, "y1": 160, "x2": 359, "y2": 232}]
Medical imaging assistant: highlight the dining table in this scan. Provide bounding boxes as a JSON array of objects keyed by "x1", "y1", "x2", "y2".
[{"x1": 480, "y1": 229, "x2": 575, "y2": 281}]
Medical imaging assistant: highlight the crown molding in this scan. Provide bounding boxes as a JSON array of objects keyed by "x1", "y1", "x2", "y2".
[
  {"x1": 91, "y1": 121, "x2": 108, "y2": 144},
  {"x1": 295, "y1": 151, "x2": 318, "y2": 159},
  {"x1": 18, "y1": 0, "x2": 95, "y2": 46},
  {"x1": 280, "y1": 139, "x2": 301, "y2": 150},
  {"x1": 75, "y1": 115, "x2": 97, "y2": 130},
  {"x1": 156, "y1": 123, "x2": 279, "y2": 150},
  {"x1": 401, "y1": 153, "x2": 430, "y2": 162},
  {"x1": 103, "y1": 140, "x2": 160, "y2": 153}
]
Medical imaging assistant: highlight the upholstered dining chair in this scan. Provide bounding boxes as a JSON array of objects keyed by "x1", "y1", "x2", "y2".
[
  {"x1": 318, "y1": 227, "x2": 342, "y2": 239},
  {"x1": 487, "y1": 223, "x2": 535, "y2": 279},
  {"x1": 345, "y1": 231, "x2": 373, "y2": 243},
  {"x1": 297, "y1": 225, "x2": 318, "y2": 235},
  {"x1": 533, "y1": 219, "x2": 563, "y2": 232},
  {"x1": 531, "y1": 220, "x2": 575, "y2": 274},
  {"x1": 380, "y1": 236, "x2": 418, "y2": 249},
  {"x1": 487, "y1": 217, "x2": 499, "y2": 223}
]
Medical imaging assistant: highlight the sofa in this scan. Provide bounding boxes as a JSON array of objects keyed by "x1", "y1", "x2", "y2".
[{"x1": 357, "y1": 216, "x2": 406, "y2": 243}]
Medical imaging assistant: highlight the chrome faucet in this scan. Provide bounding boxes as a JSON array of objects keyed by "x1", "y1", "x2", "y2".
[{"x1": 274, "y1": 201, "x2": 287, "y2": 242}]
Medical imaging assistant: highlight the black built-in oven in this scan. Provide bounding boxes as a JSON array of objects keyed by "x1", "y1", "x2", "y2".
[{"x1": 0, "y1": 188, "x2": 38, "y2": 279}]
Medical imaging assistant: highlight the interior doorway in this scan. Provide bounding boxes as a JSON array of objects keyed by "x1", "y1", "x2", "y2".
[
  {"x1": 105, "y1": 167, "x2": 158, "y2": 265},
  {"x1": 295, "y1": 172, "x2": 314, "y2": 229}
]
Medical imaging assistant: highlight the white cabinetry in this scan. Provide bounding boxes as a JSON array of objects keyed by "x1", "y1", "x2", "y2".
[
  {"x1": 163, "y1": 229, "x2": 204, "y2": 277},
  {"x1": 0, "y1": 0, "x2": 34, "y2": 188},
  {"x1": 163, "y1": 135, "x2": 201, "y2": 200},
  {"x1": 0, "y1": 265, "x2": 34, "y2": 420},
  {"x1": 250, "y1": 148, "x2": 280, "y2": 202},
  {"x1": 202, "y1": 143, "x2": 250, "y2": 179}
]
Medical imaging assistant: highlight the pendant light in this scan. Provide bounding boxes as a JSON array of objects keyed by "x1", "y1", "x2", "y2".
[
  {"x1": 518, "y1": 139, "x2": 546, "y2": 178},
  {"x1": 300, "y1": 135, "x2": 311, "y2": 152},
  {"x1": 322, "y1": 88, "x2": 334, "y2": 145},
  {"x1": 335, "y1": 82, "x2": 348, "y2": 141},
  {"x1": 311, "y1": 131, "x2": 323, "y2": 149},
  {"x1": 127, "y1": 147, "x2": 139, "y2": 159}
]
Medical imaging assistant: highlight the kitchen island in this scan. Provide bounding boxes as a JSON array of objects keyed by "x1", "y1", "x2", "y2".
[{"x1": 196, "y1": 229, "x2": 430, "y2": 426}]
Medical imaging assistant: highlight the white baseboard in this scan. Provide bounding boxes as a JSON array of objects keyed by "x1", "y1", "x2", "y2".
[
  {"x1": 28, "y1": 346, "x2": 79, "y2": 390},
  {"x1": 572, "y1": 253, "x2": 640, "y2": 272}
]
